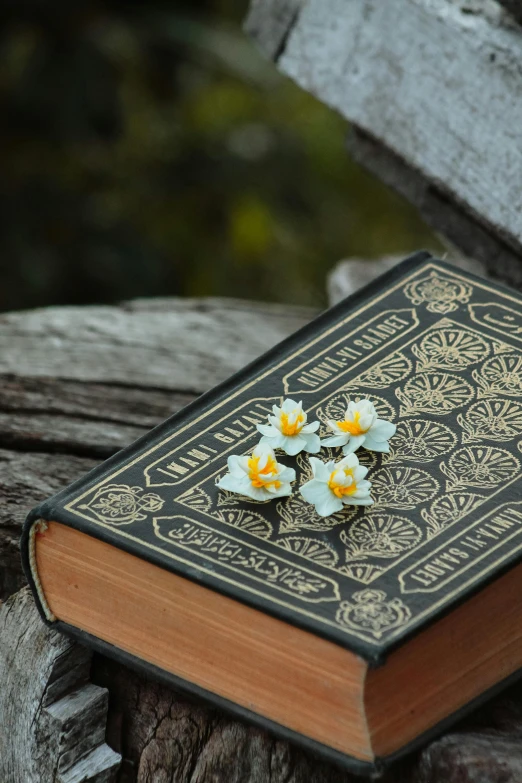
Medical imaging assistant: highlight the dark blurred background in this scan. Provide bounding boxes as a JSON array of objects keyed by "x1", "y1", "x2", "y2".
[{"x1": 0, "y1": 0, "x2": 442, "y2": 313}]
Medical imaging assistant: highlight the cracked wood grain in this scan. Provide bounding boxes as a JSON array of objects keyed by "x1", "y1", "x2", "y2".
[
  {"x1": 92, "y1": 656, "x2": 360, "y2": 783},
  {"x1": 0, "y1": 589, "x2": 120, "y2": 782},
  {"x1": 247, "y1": 0, "x2": 522, "y2": 277}
]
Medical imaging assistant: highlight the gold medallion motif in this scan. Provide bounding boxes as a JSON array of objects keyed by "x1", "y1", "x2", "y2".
[
  {"x1": 278, "y1": 536, "x2": 339, "y2": 567},
  {"x1": 404, "y1": 270, "x2": 473, "y2": 314},
  {"x1": 389, "y1": 418, "x2": 457, "y2": 463},
  {"x1": 78, "y1": 484, "x2": 164, "y2": 525},
  {"x1": 345, "y1": 351, "x2": 412, "y2": 389},
  {"x1": 395, "y1": 372, "x2": 474, "y2": 416},
  {"x1": 473, "y1": 353, "x2": 522, "y2": 398},
  {"x1": 421, "y1": 493, "x2": 482, "y2": 539},
  {"x1": 335, "y1": 590, "x2": 411, "y2": 639},
  {"x1": 341, "y1": 513, "x2": 422, "y2": 561},
  {"x1": 215, "y1": 508, "x2": 273, "y2": 539},
  {"x1": 338, "y1": 562, "x2": 384, "y2": 584},
  {"x1": 458, "y1": 399, "x2": 522, "y2": 443},
  {"x1": 412, "y1": 328, "x2": 489, "y2": 373},
  {"x1": 371, "y1": 466, "x2": 439, "y2": 509},
  {"x1": 176, "y1": 486, "x2": 212, "y2": 514},
  {"x1": 440, "y1": 446, "x2": 520, "y2": 492}
]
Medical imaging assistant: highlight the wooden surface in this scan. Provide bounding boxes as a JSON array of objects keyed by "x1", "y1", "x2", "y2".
[
  {"x1": 245, "y1": 0, "x2": 522, "y2": 280},
  {"x1": 0, "y1": 296, "x2": 314, "y2": 599},
  {"x1": 0, "y1": 588, "x2": 120, "y2": 782},
  {"x1": 4, "y1": 292, "x2": 522, "y2": 782}
]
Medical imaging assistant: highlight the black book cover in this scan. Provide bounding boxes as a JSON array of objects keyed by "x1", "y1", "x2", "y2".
[{"x1": 21, "y1": 252, "x2": 522, "y2": 774}]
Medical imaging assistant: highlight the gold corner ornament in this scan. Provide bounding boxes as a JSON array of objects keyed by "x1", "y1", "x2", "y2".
[
  {"x1": 78, "y1": 484, "x2": 164, "y2": 525},
  {"x1": 404, "y1": 270, "x2": 473, "y2": 314},
  {"x1": 335, "y1": 590, "x2": 411, "y2": 639}
]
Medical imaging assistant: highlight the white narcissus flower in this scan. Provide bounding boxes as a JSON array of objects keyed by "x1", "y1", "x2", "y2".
[
  {"x1": 257, "y1": 398, "x2": 320, "y2": 456},
  {"x1": 217, "y1": 442, "x2": 295, "y2": 501},
  {"x1": 300, "y1": 454, "x2": 373, "y2": 517},
  {"x1": 322, "y1": 398, "x2": 396, "y2": 455}
]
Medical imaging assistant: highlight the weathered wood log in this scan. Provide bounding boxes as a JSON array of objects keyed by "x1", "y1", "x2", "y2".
[
  {"x1": 245, "y1": 0, "x2": 522, "y2": 282},
  {"x1": 498, "y1": 0, "x2": 522, "y2": 25},
  {"x1": 0, "y1": 297, "x2": 315, "y2": 600},
  {"x1": 0, "y1": 588, "x2": 120, "y2": 782},
  {"x1": 91, "y1": 655, "x2": 358, "y2": 783}
]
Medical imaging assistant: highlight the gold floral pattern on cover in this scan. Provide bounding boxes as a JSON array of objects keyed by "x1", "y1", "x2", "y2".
[
  {"x1": 370, "y1": 466, "x2": 439, "y2": 510},
  {"x1": 175, "y1": 319, "x2": 522, "y2": 596},
  {"x1": 176, "y1": 486, "x2": 212, "y2": 514},
  {"x1": 341, "y1": 514, "x2": 422, "y2": 564},
  {"x1": 458, "y1": 399, "x2": 522, "y2": 443},
  {"x1": 421, "y1": 493, "x2": 482, "y2": 539},
  {"x1": 389, "y1": 418, "x2": 457, "y2": 463},
  {"x1": 344, "y1": 351, "x2": 411, "y2": 389},
  {"x1": 411, "y1": 327, "x2": 489, "y2": 372},
  {"x1": 215, "y1": 507, "x2": 273, "y2": 539},
  {"x1": 278, "y1": 536, "x2": 339, "y2": 567},
  {"x1": 395, "y1": 372, "x2": 474, "y2": 416},
  {"x1": 473, "y1": 353, "x2": 522, "y2": 398},
  {"x1": 440, "y1": 445, "x2": 520, "y2": 492}
]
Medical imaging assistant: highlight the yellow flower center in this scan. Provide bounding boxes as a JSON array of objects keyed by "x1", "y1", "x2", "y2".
[
  {"x1": 328, "y1": 468, "x2": 357, "y2": 499},
  {"x1": 247, "y1": 454, "x2": 281, "y2": 489},
  {"x1": 336, "y1": 411, "x2": 369, "y2": 436},
  {"x1": 280, "y1": 411, "x2": 304, "y2": 436}
]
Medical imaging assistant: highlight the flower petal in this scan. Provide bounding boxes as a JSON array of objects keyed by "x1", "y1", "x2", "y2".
[
  {"x1": 308, "y1": 457, "x2": 330, "y2": 482},
  {"x1": 302, "y1": 432, "x2": 321, "y2": 453},
  {"x1": 278, "y1": 466, "x2": 297, "y2": 483},
  {"x1": 283, "y1": 435, "x2": 307, "y2": 456},
  {"x1": 216, "y1": 473, "x2": 238, "y2": 492},
  {"x1": 363, "y1": 435, "x2": 390, "y2": 453},
  {"x1": 300, "y1": 480, "x2": 342, "y2": 517},
  {"x1": 257, "y1": 423, "x2": 278, "y2": 437},
  {"x1": 300, "y1": 478, "x2": 331, "y2": 503},
  {"x1": 370, "y1": 419, "x2": 396, "y2": 441},
  {"x1": 281, "y1": 398, "x2": 299, "y2": 413},
  {"x1": 353, "y1": 465, "x2": 368, "y2": 482},
  {"x1": 314, "y1": 493, "x2": 344, "y2": 517},
  {"x1": 321, "y1": 434, "x2": 349, "y2": 448},
  {"x1": 227, "y1": 455, "x2": 246, "y2": 476},
  {"x1": 260, "y1": 433, "x2": 286, "y2": 450},
  {"x1": 341, "y1": 435, "x2": 366, "y2": 455},
  {"x1": 302, "y1": 420, "x2": 320, "y2": 433}
]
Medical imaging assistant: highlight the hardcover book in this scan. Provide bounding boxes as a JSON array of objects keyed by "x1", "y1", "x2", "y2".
[{"x1": 22, "y1": 253, "x2": 522, "y2": 776}]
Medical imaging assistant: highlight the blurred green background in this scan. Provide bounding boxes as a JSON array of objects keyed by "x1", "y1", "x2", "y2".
[{"x1": 0, "y1": 0, "x2": 441, "y2": 313}]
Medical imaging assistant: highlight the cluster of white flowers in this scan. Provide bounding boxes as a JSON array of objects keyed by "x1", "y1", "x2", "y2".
[{"x1": 217, "y1": 396, "x2": 396, "y2": 518}]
